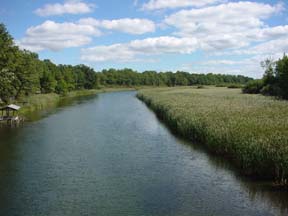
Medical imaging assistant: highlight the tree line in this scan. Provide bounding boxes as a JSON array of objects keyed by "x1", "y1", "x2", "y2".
[
  {"x1": 0, "y1": 23, "x2": 252, "y2": 103},
  {"x1": 243, "y1": 55, "x2": 288, "y2": 99}
]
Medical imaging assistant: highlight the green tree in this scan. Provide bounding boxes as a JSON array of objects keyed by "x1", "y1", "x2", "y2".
[
  {"x1": 0, "y1": 23, "x2": 18, "y2": 102},
  {"x1": 0, "y1": 23, "x2": 18, "y2": 71},
  {"x1": 0, "y1": 69, "x2": 16, "y2": 103},
  {"x1": 13, "y1": 50, "x2": 40, "y2": 98},
  {"x1": 275, "y1": 55, "x2": 288, "y2": 99},
  {"x1": 40, "y1": 60, "x2": 57, "y2": 93},
  {"x1": 55, "y1": 79, "x2": 68, "y2": 95}
]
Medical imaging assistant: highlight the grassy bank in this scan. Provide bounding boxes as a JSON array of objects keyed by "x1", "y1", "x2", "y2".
[
  {"x1": 137, "y1": 87, "x2": 288, "y2": 183},
  {"x1": 18, "y1": 87, "x2": 135, "y2": 116}
]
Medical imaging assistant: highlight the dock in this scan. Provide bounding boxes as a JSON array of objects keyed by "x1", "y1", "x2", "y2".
[{"x1": 0, "y1": 104, "x2": 24, "y2": 126}]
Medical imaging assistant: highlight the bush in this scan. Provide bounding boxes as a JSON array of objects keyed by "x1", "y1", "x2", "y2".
[
  {"x1": 227, "y1": 84, "x2": 243, "y2": 89},
  {"x1": 215, "y1": 84, "x2": 227, "y2": 87},
  {"x1": 242, "y1": 79, "x2": 264, "y2": 94},
  {"x1": 197, "y1": 85, "x2": 205, "y2": 89}
]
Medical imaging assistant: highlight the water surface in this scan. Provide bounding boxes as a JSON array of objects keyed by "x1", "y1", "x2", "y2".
[{"x1": 0, "y1": 91, "x2": 287, "y2": 216}]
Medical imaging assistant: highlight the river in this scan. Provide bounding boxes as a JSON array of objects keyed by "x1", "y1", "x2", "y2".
[{"x1": 0, "y1": 91, "x2": 287, "y2": 216}]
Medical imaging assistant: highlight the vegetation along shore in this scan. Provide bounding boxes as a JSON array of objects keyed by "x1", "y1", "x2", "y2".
[
  {"x1": 18, "y1": 88, "x2": 134, "y2": 117},
  {"x1": 137, "y1": 87, "x2": 288, "y2": 184}
]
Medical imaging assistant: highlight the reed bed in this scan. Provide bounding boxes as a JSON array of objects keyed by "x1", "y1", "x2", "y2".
[{"x1": 137, "y1": 87, "x2": 288, "y2": 183}]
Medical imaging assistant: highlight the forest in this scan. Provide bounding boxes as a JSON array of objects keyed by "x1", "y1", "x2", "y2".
[{"x1": 0, "y1": 23, "x2": 252, "y2": 104}]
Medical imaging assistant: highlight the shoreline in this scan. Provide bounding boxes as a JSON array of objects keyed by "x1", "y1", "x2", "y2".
[
  {"x1": 136, "y1": 87, "x2": 288, "y2": 186},
  {"x1": 17, "y1": 87, "x2": 135, "y2": 117}
]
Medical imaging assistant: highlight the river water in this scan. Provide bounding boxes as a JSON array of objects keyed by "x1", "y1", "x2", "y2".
[{"x1": 0, "y1": 91, "x2": 287, "y2": 216}]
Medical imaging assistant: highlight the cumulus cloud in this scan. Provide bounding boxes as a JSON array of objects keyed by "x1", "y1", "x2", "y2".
[
  {"x1": 17, "y1": 20, "x2": 101, "y2": 51},
  {"x1": 79, "y1": 18, "x2": 155, "y2": 34},
  {"x1": 250, "y1": 38, "x2": 288, "y2": 55},
  {"x1": 18, "y1": 17, "x2": 156, "y2": 52},
  {"x1": 142, "y1": 0, "x2": 223, "y2": 10},
  {"x1": 81, "y1": 36, "x2": 198, "y2": 62},
  {"x1": 197, "y1": 60, "x2": 242, "y2": 65},
  {"x1": 79, "y1": 1, "x2": 287, "y2": 64},
  {"x1": 224, "y1": 38, "x2": 288, "y2": 56},
  {"x1": 34, "y1": 0, "x2": 95, "y2": 17},
  {"x1": 181, "y1": 58, "x2": 265, "y2": 78},
  {"x1": 243, "y1": 25, "x2": 288, "y2": 41},
  {"x1": 164, "y1": 1, "x2": 285, "y2": 51},
  {"x1": 183, "y1": 37, "x2": 288, "y2": 78}
]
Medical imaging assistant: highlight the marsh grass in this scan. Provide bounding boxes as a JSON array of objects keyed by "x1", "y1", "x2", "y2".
[
  {"x1": 137, "y1": 87, "x2": 288, "y2": 183},
  {"x1": 18, "y1": 93, "x2": 61, "y2": 115}
]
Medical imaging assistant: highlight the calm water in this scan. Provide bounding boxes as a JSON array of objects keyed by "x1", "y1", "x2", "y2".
[{"x1": 0, "y1": 91, "x2": 288, "y2": 216}]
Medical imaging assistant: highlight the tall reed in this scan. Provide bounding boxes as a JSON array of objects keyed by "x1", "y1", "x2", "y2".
[{"x1": 137, "y1": 87, "x2": 288, "y2": 183}]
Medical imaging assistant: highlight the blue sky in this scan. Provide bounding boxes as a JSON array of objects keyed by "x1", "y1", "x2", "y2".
[{"x1": 1, "y1": 0, "x2": 288, "y2": 78}]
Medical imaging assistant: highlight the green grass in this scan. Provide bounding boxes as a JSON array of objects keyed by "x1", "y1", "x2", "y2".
[
  {"x1": 18, "y1": 93, "x2": 61, "y2": 115},
  {"x1": 137, "y1": 87, "x2": 288, "y2": 183}
]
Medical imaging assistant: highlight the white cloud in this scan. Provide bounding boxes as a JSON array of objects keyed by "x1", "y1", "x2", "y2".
[
  {"x1": 142, "y1": 0, "x2": 223, "y2": 10},
  {"x1": 34, "y1": 0, "x2": 95, "y2": 17},
  {"x1": 18, "y1": 17, "x2": 156, "y2": 52},
  {"x1": 251, "y1": 38, "x2": 288, "y2": 55},
  {"x1": 213, "y1": 37, "x2": 288, "y2": 58},
  {"x1": 181, "y1": 58, "x2": 264, "y2": 78},
  {"x1": 79, "y1": 18, "x2": 155, "y2": 34},
  {"x1": 164, "y1": 1, "x2": 285, "y2": 51},
  {"x1": 17, "y1": 20, "x2": 101, "y2": 51},
  {"x1": 81, "y1": 36, "x2": 198, "y2": 62},
  {"x1": 227, "y1": 38, "x2": 288, "y2": 56},
  {"x1": 81, "y1": 44, "x2": 135, "y2": 62},
  {"x1": 246, "y1": 25, "x2": 288, "y2": 41},
  {"x1": 182, "y1": 38, "x2": 288, "y2": 78},
  {"x1": 198, "y1": 60, "x2": 241, "y2": 65}
]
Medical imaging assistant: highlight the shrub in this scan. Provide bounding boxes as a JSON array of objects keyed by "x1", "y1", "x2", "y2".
[
  {"x1": 227, "y1": 84, "x2": 243, "y2": 89},
  {"x1": 215, "y1": 84, "x2": 227, "y2": 87},
  {"x1": 242, "y1": 80, "x2": 264, "y2": 94},
  {"x1": 197, "y1": 85, "x2": 205, "y2": 89}
]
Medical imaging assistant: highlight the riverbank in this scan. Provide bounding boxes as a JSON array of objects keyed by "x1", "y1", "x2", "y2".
[
  {"x1": 137, "y1": 87, "x2": 288, "y2": 184},
  {"x1": 18, "y1": 87, "x2": 135, "y2": 117}
]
